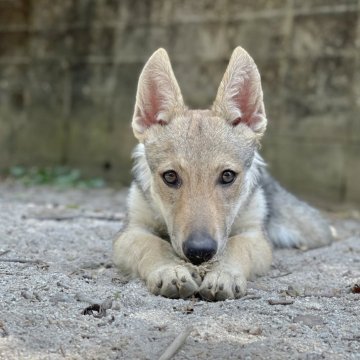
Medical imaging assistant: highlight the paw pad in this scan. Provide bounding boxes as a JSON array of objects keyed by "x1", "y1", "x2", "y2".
[
  {"x1": 147, "y1": 265, "x2": 200, "y2": 299},
  {"x1": 199, "y1": 269, "x2": 247, "y2": 301}
]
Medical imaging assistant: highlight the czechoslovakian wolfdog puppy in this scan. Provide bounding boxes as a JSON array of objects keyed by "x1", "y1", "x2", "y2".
[{"x1": 113, "y1": 47, "x2": 333, "y2": 301}]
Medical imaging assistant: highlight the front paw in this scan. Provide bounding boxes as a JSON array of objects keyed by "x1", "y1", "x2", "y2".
[
  {"x1": 199, "y1": 267, "x2": 247, "y2": 301},
  {"x1": 146, "y1": 264, "x2": 201, "y2": 299}
]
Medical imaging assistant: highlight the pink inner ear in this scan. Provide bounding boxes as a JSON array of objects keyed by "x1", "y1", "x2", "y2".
[
  {"x1": 231, "y1": 78, "x2": 262, "y2": 128},
  {"x1": 232, "y1": 113, "x2": 265, "y2": 132},
  {"x1": 139, "y1": 79, "x2": 166, "y2": 129},
  {"x1": 231, "y1": 116, "x2": 255, "y2": 127}
]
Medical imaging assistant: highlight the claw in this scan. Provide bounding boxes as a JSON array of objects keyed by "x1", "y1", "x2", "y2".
[
  {"x1": 146, "y1": 264, "x2": 200, "y2": 299},
  {"x1": 199, "y1": 269, "x2": 246, "y2": 301}
]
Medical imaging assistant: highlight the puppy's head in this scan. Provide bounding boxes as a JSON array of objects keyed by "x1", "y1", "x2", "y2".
[{"x1": 132, "y1": 48, "x2": 267, "y2": 265}]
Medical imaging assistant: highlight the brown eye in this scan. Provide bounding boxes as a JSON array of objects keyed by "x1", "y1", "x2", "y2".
[
  {"x1": 220, "y1": 170, "x2": 236, "y2": 185},
  {"x1": 162, "y1": 170, "x2": 181, "y2": 188}
]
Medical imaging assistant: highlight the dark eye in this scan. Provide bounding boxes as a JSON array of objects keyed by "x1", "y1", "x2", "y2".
[
  {"x1": 162, "y1": 170, "x2": 181, "y2": 188},
  {"x1": 220, "y1": 170, "x2": 237, "y2": 185}
]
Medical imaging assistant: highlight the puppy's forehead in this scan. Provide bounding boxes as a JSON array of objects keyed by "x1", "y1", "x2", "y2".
[{"x1": 145, "y1": 110, "x2": 255, "y2": 167}]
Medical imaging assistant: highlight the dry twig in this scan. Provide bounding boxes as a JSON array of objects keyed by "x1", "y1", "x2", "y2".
[
  {"x1": 268, "y1": 298, "x2": 294, "y2": 305},
  {"x1": 302, "y1": 288, "x2": 341, "y2": 298},
  {"x1": 158, "y1": 326, "x2": 193, "y2": 360},
  {"x1": 0, "y1": 258, "x2": 48, "y2": 267},
  {"x1": 25, "y1": 214, "x2": 123, "y2": 222},
  {"x1": 241, "y1": 294, "x2": 262, "y2": 300},
  {"x1": 270, "y1": 271, "x2": 292, "y2": 279},
  {"x1": 59, "y1": 345, "x2": 66, "y2": 357},
  {"x1": 0, "y1": 321, "x2": 9, "y2": 337}
]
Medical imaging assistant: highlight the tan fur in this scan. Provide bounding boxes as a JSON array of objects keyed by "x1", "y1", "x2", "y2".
[{"x1": 113, "y1": 47, "x2": 300, "y2": 300}]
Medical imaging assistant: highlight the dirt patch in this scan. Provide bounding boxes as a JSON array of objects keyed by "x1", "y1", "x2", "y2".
[{"x1": 0, "y1": 182, "x2": 359, "y2": 359}]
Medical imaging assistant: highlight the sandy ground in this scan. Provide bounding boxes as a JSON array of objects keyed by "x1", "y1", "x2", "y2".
[{"x1": 0, "y1": 182, "x2": 359, "y2": 360}]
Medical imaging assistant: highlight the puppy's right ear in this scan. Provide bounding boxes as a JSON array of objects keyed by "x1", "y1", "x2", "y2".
[{"x1": 132, "y1": 48, "x2": 185, "y2": 141}]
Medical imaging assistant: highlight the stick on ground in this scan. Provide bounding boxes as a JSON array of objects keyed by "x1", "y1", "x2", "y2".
[
  {"x1": 268, "y1": 298, "x2": 294, "y2": 305},
  {"x1": 158, "y1": 326, "x2": 193, "y2": 360},
  {"x1": 0, "y1": 258, "x2": 48, "y2": 267},
  {"x1": 26, "y1": 214, "x2": 123, "y2": 222}
]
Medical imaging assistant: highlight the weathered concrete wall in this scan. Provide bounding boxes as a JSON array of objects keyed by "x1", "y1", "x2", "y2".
[{"x1": 0, "y1": 0, "x2": 359, "y2": 204}]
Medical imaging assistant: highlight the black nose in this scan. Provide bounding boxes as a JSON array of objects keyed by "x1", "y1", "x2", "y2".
[{"x1": 182, "y1": 232, "x2": 217, "y2": 265}]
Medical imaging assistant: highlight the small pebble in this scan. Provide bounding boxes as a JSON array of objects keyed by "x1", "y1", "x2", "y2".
[
  {"x1": 293, "y1": 315, "x2": 324, "y2": 328},
  {"x1": 112, "y1": 301, "x2": 121, "y2": 311},
  {"x1": 21, "y1": 290, "x2": 33, "y2": 300},
  {"x1": 101, "y1": 298, "x2": 113, "y2": 310},
  {"x1": 248, "y1": 326, "x2": 262, "y2": 335},
  {"x1": 50, "y1": 293, "x2": 72, "y2": 304}
]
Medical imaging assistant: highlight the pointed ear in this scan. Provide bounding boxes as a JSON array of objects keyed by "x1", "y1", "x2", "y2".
[
  {"x1": 132, "y1": 48, "x2": 185, "y2": 141},
  {"x1": 212, "y1": 47, "x2": 267, "y2": 137}
]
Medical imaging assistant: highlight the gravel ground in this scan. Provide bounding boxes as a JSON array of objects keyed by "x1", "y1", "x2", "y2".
[{"x1": 0, "y1": 182, "x2": 359, "y2": 360}]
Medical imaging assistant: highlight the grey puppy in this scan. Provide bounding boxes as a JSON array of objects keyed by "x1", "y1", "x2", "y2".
[{"x1": 113, "y1": 47, "x2": 333, "y2": 301}]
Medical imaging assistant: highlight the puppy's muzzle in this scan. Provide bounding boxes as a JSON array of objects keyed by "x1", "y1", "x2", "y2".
[{"x1": 182, "y1": 231, "x2": 217, "y2": 265}]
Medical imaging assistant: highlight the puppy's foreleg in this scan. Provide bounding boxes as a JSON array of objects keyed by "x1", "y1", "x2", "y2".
[
  {"x1": 199, "y1": 231, "x2": 272, "y2": 301},
  {"x1": 113, "y1": 228, "x2": 201, "y2": 298}
]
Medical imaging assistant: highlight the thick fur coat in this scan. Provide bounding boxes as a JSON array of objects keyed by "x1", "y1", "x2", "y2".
[{"x1": 113, "y1": 47, "x2": 333, "y2": 300}]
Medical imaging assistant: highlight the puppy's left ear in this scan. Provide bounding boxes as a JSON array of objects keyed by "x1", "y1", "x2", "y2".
[{"x1": 212, "y1": 47, "x2": 267, "y2": 137}]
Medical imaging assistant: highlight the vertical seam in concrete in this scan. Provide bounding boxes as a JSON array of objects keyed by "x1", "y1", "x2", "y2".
[
  {"x1": 103, "y1": 2, "x2": 128, "y2": 160},
  {"x1": 272, "y1": 0, "x2": 294, "y2": 175},
  {"x1": 343, "y1": 0, "x2": 360, "y2": 203},
  {"x1": 60, "y1": 60, "x2": 72, "y2": 165},
  {"x1": 279, "y1": 0, "x2": 294, "y2": 103},
  {"x1": 160, "y1": 0, "x2": 173, "y2": 27},
  {"x1": 353, "y1": 0, "x2": 360, "y2": 104},
  {"x1": 7, "y1": 1, "x2": 32, "y2": 165}
]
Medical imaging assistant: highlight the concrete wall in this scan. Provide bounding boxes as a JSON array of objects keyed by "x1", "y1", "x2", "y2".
[{"x1": 0, "y1": 0, "x2": 359, "y2": 204}]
